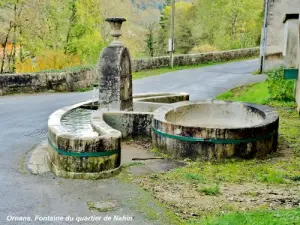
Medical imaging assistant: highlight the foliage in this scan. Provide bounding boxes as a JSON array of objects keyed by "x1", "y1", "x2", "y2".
[
  {"x1": 189, "y1": 44, "x2": 218, "y2": 54},
  {"x1": 21, "y1": 0, "x2": 70, "y2": 56},
  {"x1": 193, "y1": 0, "x2": 263, "y2": 50},
  {"x1": 0, "y1": 0, "x2": 26, "y2": 73},
  {"x1": 155, "y1": 0, "x2": 263, "y2": 55},
  {"x1": 157, "y1": 2, "x2": 195, "y2": 55},
  {"x1": 65, "y1": 0, "x2": 107, "y2": 64},
  {"x1": 1, "y1": 0, "x2": 164, "y2": 73},
  {"x1": 144, "y1": 22, "x2": 156, "y2": 57},
  {"x1": 16, "y1": 50, "x2": 81, "y2": 73},
  {"x1": 0, "y1": 0, "x2": 264, "y2": 73},
  {"x1": 266, "y1": 67, "x2": 294, "y2": 101}
]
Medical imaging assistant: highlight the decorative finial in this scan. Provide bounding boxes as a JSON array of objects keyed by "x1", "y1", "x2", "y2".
[{"x1": 105, "y1": 18, "x2": 126, "y2": 46}]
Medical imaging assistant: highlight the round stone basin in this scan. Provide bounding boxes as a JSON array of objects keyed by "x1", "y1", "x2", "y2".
[
  {"x1": 165, "y1": 102, "x2": 265, "y2": 129},
  {"x1": 152, "y1": 100, "x2": 279, "y2": 161}
]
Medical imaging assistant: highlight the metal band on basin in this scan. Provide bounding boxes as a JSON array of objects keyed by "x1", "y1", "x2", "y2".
[
  {"x1": 48, "y1": 138, "x2": 120, "y2": 157},
  {"x1": 152, "y1": 127, "x2": 277, "y2": 144}
]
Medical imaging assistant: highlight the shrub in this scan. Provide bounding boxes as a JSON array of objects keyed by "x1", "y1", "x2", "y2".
[
  {"x1": 189, "y1": 44, "x2": 218, "y2": 54},
  {"x1": 16, "y1": 50, "x2": 81, "y2": 73},
  {"x1": 266, "y1": 67, "x2": 294, "y2": 101}
]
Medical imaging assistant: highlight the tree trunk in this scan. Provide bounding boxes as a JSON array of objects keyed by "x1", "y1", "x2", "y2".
[
  {"x1": 231, "y1": 13, "x2": 238, "y2": 40},
  {"x1": 65, "y1": 0, "x2": 77, "y2": 53},
  {"x1": 7, "y1": 44, "x2": 15, "y2": 72},
  {"x1": 19, "y1": 26, "x2": 24, "y2": 62},
  {"x1": 0, "y1": 22, "x2": 13, "y2": 74},
  {"x1": 11, "y1": 2, "x2": 18, "y2": 73}
]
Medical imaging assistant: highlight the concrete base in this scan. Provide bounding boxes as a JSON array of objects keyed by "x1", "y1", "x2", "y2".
[{"x1": 28, "y1": 141, "x2": 50, "y2": 175}]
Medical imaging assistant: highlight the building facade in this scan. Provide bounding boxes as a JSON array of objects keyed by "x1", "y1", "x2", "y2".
[{"x1": 261, "y1": 0, "x2": 300, "y2": 70}]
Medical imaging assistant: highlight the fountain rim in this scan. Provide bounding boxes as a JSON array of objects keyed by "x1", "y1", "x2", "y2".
[
  {"x1": 48, "y1": 100, "x2": 121, "y2": 153},
  {"x1": 153, "y1": 100, "x2": 279, "y2": 131}
]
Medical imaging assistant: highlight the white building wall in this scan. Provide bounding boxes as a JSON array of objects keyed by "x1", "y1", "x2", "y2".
[{"x1": 263, "y1": 0, "x2": 300, "y2": 69}]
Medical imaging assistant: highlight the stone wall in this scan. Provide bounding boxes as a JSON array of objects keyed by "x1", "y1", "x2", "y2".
[
  {"x1": 132, "y1": 48, "x2": 259, "y2": 72},
  {"x1": 0, "y1": 68, "x2": 97, "y2": 96},
  {"x1": 0, "y1": 48, "x2": 259, "y2": 96}
]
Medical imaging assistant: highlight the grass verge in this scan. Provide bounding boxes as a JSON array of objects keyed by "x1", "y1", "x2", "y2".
[
  {"x1": 195, "y1": 208, "x2": 300, "y2": 225},
  {"x1": 216, "y1": 81, "x2": 296, "y2": 107}
]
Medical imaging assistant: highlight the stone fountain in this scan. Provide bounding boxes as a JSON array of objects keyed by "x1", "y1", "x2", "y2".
[{"x1": 46, "y1": 18, "x2": 279, "y2": 179}]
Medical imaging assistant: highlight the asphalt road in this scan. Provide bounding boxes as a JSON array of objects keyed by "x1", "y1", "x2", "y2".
[{"x1": 0, "y1": 59, "x2": 265, "y2": 225}]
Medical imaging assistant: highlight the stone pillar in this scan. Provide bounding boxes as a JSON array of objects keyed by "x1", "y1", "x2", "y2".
[
  {"x1": 97, "y1": 18, "x2": 133, "y2": 111},
  {"x1": 283, "y1": 16, "x2": 299, "y2": 67}
]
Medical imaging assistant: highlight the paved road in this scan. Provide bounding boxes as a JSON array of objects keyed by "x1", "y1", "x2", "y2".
[{"x1": 0, "y1": 59, "x2": 265, "y2": 225}]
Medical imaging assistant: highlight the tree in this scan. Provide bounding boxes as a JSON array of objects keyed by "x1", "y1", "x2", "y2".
[
  {"x1": 0, "y1": 0, "x2": 26, "y2": 73},
  {"x1": 65, "y1": 0, "x2": 106, "y2": 63},
  {"x1": 144, "y1": 22, "x2": 156, "y2": 57},
  {"x1": 157, "y1": 2, "x2": 195, "y2": 55},
  {"x1": 193, "y1": 0, "x2": 263, "y2": 50}
]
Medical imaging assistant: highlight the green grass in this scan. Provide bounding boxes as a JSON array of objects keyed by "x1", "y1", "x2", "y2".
[
  {"x1": 216, "y1": 81, "x2": 296, "y2": 107},
  {"x1": 199, "y1": 185, "x2": 221, "y2": 196},
  {"x1": 252, "y1": 69, "x2": 261, "y2": 75},
  {"x1": 216, "y1": 82, "x2": 270, "y2": 104},
  {"x1": 76, "y1": 86, "x2": 93, "y2": 92},
  {"x1": 132, "y1": 57, "x2": 256, "y2": 80},
  {"x1": 184, "y1": 173, "x2": 205, "y2": 183},
  {"x1": 194, "y1": 208, "x2": 300, "y2": 225},
  {"x1": 155, "y1": 155, "x2": 300, "y2": 185}
]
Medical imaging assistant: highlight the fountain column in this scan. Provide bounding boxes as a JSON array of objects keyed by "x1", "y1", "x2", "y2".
[{"x1": 97, "y1": 18, "x2": 133, "y2": 111}]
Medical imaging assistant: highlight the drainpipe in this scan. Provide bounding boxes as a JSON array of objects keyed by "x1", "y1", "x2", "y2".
[{"x1": 260, "y1": 0, "x2": 270, "y2": 73}]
